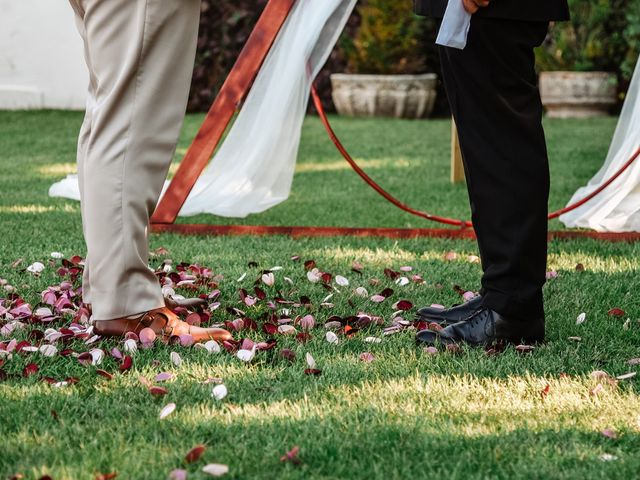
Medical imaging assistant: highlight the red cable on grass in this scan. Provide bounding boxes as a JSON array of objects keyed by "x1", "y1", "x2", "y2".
[{"x1": 310, "y1": 84, "x2": 640, "y2": 228}]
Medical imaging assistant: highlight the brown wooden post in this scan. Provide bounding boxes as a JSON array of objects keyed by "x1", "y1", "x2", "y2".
[
  {"x1": 450, "y1": 118, "x2": 465, "y2": 184},
  {"x1": 150, "y1": 0, "x2": 297, "y2": 224}
]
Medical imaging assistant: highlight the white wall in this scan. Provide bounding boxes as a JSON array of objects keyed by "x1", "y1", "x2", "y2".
[{"x1": 0, "y1": 0, "x2": 88, "y2": 110}]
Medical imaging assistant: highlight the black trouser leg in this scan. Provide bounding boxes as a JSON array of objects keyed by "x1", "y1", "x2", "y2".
[{"x1": 439, "y1": 18, "x2": 550, "y2": 321}]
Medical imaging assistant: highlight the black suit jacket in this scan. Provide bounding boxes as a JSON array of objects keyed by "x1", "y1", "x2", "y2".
[{"x1": 414, "y1": 0, "x2": 570, "y2": 21}]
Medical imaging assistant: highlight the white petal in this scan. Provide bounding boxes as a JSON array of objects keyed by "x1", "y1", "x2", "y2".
[
  {"x1": 170, "y1": 351, "x2": 182, "y2": 367},
  {"x1": 212, "y1": 384, "x2": 228, "y2": 400},
  {"x1": 236, "y1": 272, "x2": 247, "y2": 282},
  {"x1": 576, "y1": 312, "x2": 586, "y2": 325},
  {"x1": 335, "y1": 275, "x2": 349, "y2": 287},
  {"x1": 325, "y1": 331, "x2": 339, "y2": 344},
  {"x1": 202, "y1": 464, "x2": 229, "y2": 477},
  {"x1": 159, "y1": 402, "x2": 176, "y2": 419},
  {"x1": 237, "y1": 347, "x2": 257, "y2": 362},
  {"x1": 50, "y1": 252, "x2": 64, "y2": 259},
  {"x1": 355, "y1": 287, "x2": 368, "y2": 298},
  {"x1": 364, "y1": 336, "x2": 382, "y2": 344},
  {"x1": 39, "y1": 344, "x2": 58, "y2": 357},
  {"x1": 305, "y1": 352, "x2": 317, "y2": 369},
  {"x1": 27, "y1": 262, "x2": 45, "y2": 274},
  {"x1": 124, "y1": 339, "x2": 138, "y2": 354},
  {"x1": 90, "y1": 348, "x2": 104, "y2": 366},
  {"x1": 395, "y1": 277, "x2": 410, "y2": 286}
]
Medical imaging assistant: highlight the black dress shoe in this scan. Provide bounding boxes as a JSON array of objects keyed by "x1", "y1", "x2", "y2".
[
  {"x1": 416, "y1": 308, "x2": 544, "y2": 347},
  {"x1": 416, "y1": 295, "x2": 483, "y2": 325}
]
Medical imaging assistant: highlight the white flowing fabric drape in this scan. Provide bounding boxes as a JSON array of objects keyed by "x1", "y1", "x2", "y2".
[
  {"x1": 49, "y1": 0, "x2": 357, "y2": 217},
  {"x1": 560, "y1": 57, "x2": 640, "y2": 232}
]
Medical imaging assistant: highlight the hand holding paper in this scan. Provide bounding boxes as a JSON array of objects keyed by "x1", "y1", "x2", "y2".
[{"x1": 436, "y1": 0, "x2": 490, "y2": 50}]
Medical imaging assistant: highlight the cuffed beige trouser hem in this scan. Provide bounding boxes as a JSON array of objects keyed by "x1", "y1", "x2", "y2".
[{"x1": 69, "y1": 0, "x2": 201, "y2": 320}]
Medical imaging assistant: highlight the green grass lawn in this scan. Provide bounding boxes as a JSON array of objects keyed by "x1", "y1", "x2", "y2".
[{"x1": 1, "y1": 111, "x2": 639, "y2": 479}]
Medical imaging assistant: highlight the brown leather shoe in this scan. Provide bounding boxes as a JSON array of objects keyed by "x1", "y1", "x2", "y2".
[
  {"x1": 93, "y1": 306, "x2": 232, "y2": 343},
  {"x1": 86, "y1": 295, "x2": 207, "y2": 318}
]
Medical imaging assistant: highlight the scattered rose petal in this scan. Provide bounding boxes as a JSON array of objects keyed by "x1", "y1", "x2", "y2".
[
  {"x1": 159, "y1": 402, "x2": 176, "y2": 419},
  {"x1": 608, "y1": 307, "x2": 625, "y2": 317},
  {"x1": 599, "y1": 453, "x2": 617, "y2": 462},
  {"x1": 170, "y1": 351, "x2": 182, "y2": 367},
  {"x1": 616, "y1": 372, "x2": 636, "y2": 381},
  {"x1": 149, "y1": 386, "x2": 168, "y2": 396},
  {"x1": 27, "y1": 262, "x2": 45, "y2": 274},
  {"x1": 576, "y1": 313, "x2": 586, "y2": 325},
  {"x1": 51, "y1": 252, "x2": 64, "y2": 259},
  {"x1": 354, "y1": 287, "x2": 368, "y2": 298},
  {"x1": 168, "y1": 469, "x2": 188, "y2": 480},
  {"x1": 278, "y1": 325, "x2": 297, "y2": 335},
  {"x1": 280, "y1": 446, "x2": 301, "y2": 465},
  {"x1": 443, "y1": 251, "x2": 457, "y2": 261},
  {"x1": 299, "y1": 315, "x2": 315, "y2": 330},
  {"x1": 462, "y1": 291, "x2": 476, "y2": 302},
  {"x1": 395, "y1": 277, "x2": 410, "y2": 286},
  {"x1": 179, "y1": 334, "x2": 195, "y2": 348},
  {"x1": 155, "y1": 372, "x2": 174, "y2": 382},
  {"x1": 139, "y1": 328, "x2": 156, "y2": 345},
  {"x1": 23, "y1": 363, "x2": 39, "y2": 377},
  {"x1": 280, "y1": 349, "x2": 296, "y2": 361},
  {"x1": 212, "y1": 384, "x2": 228, "y2": 401},
  {"x1": 359, "y1": 352, "x2": 375, "y2": 363},
  {"x1": 393, "y1": 300, "x2": 413, "y2": 311},
  {"x1": 90, "y1": 348, "x2": 104, "y2": 365},
  {"x1": 424, "y1": 346, "x2": 438, "y2": 356},
  {"x1": 39, "y1": 345, "x2": 57, "y2": 357},
  {"x1": 364, "y1": 336, "x2": 382, "y2": 344},
  {"x1": 119, "y1": 355, "x2": 133, "y2": 372},
  {"x1": 335, "y1": 275, "x2": 349, "y2": 287},
  {"x1": 515, "y1": 345, "x2": 535, "y2": 354},
  {"x1": 370, "y1": 295, "x2": 386, "y2": 303},
  {"x1": 261, "y1": 272, "x2": 275, "y2": 287},
  {"x1": 202, "y1": 464, "x2": 229, "y2": 477},
  {"x1": 237, "y1": 346, "x2": 257, "y2": 362},
  {"x1": 185, "y1": 445, "x2": 206, "y2": 463},
  {"x1": 305, "y1": 352, "x2": 317, "y2": 369},
  {"x1": 325, "y1": 331, "x2": 339, "y2": 345},
  {"x1": 627, "y1": 358, "x2": 640, "y2": 366},
  {"x1": 124, "y1": 339, "x2": 138, "y2": 354},
  {"x1": 601, "y1": 428, "x2": 617, "y2": 439}
]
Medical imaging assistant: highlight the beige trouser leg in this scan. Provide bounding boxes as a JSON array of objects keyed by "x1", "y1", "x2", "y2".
[{"x1": 69, "y1": 0, "x2": 201, "y2": 320}]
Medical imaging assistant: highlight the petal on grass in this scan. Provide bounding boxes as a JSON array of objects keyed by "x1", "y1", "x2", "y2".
[
  {"x1": 185, "y1": 445, "x2": 206, "y2": 463},
  {"x1": 159, "y1": 402, "x2": 176, "y2": 420},
  {"x1": 202, "y1": 464, "x2": 229, "y2": 477},
  {"x1": 212, "y1": 384, "x2": 228, "y2": 401}
]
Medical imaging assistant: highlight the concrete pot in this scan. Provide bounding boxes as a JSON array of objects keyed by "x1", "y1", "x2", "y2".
[
  {"x1": 539, "y1": 71, "x2": 618, "y2": 118},
  {"x1": 330, "y1": 73, "x2": 437, "y2": 119}
]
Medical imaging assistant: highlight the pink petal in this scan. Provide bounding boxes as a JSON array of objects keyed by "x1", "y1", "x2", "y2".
[{"x1": 139, "y1": 328, "x2": 156, "y2": 345}]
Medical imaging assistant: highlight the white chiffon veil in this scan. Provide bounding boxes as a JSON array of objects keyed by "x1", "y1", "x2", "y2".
[
  {"x1": 560, "y1": 57, "x2": 640, "y2": 232},
  {"x1": 49, "y1": 0, "x2": 357, "y2": 218}
]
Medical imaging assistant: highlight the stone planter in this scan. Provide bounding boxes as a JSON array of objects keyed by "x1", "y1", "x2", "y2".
[
  {"x1": 330, "y1": 73, "x2": 437, "y2": 119},
  {"x1": 539, "y1": 71, "x2": 618, "y2": 118}
]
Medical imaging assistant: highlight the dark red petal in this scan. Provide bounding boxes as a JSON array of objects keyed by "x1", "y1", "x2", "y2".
[
  {"x1": 96, "y1": 369, "x2": 114, "y2": 380},
  {"x1": 184, "y1": 444, "x2": 206, "y2": 463},
  {"x1": 149, "y1": 386, "x2": 168, "y2": 396},
  {"x1": 119, "y1": 355, "x2": 133, "y2": 372},
  {"x1": 262, "y1": 323, "x2": 278, "y2": 335},
  {"x1": 304, "y1": 369, "x2": 322, "y2": 376},
  {"x1": 22, "y1": 363, "x2": 39, "y2": 377},
  {"x1": 396, "y1": 300, "x2": 413, "y2": 311},
  {"x1": 608, "y1": 307, "x2": 625, "y2": 317},
  {"x1": 280, "y1": 349, "x2": 296, "y2": 362}
]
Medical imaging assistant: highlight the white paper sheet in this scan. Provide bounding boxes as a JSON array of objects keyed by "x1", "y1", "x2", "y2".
[{"x1": 436, "y1": 0, "x2": 472, "y2": 50}]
